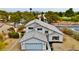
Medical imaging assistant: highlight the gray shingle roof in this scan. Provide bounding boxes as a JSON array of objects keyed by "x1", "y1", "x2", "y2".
[
  {"x1": 20, "y1": 30, "x2": 47, "y2": 42},
  {"x1": 26, "y1": 19, "x2": 63, "y2": 35}
]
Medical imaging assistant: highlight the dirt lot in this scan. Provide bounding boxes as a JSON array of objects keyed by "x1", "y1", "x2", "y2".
[
  {"x1": 3, "y1": 38, "x2": 20, "y2": 51},
  {"x1": 53, "y1": 34, "x2": 79, "y2": 51},
  {"x1": 0, "y1": 24, "x2": 11, "y2": 33}
]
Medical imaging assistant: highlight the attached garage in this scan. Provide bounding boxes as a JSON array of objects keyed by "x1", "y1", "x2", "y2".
[
  {"x1": 25, "y1": 43, "x2": 42, "y2": 51},
  {"x1": 20, "y1": 31, "x2": 51, "y2": 51}
]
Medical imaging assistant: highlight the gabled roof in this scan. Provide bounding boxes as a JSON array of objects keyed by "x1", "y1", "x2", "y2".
[
  {"x1": 20, "y1": 30, "x2": 47, "y2": 42},
  {"x1": 26, "y1": 19, "x2": 63, "y2": 35}
]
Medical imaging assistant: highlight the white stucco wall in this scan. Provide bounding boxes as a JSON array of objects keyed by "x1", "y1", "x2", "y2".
[{"x1": 21, "y1": 38, "x2": 47, "y2": 50}]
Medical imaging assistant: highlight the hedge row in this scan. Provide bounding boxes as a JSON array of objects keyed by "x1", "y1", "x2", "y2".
[
  {"x1": 62, "y1": 28, "x2": 79, "y2": 41},
  {"x1": 8, "y1": 31, "x2": 19, "y2": 38}
]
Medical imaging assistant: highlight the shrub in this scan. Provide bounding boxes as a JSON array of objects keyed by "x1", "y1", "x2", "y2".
[
  {"x1": 73, "y1": 32, "x2": 79, "y2": 41},
  {"x1": 8, "y1": 27, "x2": 15, "y2": 32},
  {"x1": 21, "y1": 31, "x2": 25, "y2": 37},
  {"x1": 0, "y1": 34, "x2": 4, "y2": 41},
  {"x1": 4, "y1": 43, "x2": 8, "y2": 45},
  {"x1": 62, "y1": 28, "x2": 79, "y2": 41},
  {"x1": 18, "y1": 26, "x2": 25, "y2": 32},
  {"x1": 0, "y1": 41, "x2": 5, "y2": 50},
  {"x1": 8, "y1": 31, "x2": 19, "y2": 38},
  {"x1": 62, "y1": 28, "x2": 74, "y2": 35}
]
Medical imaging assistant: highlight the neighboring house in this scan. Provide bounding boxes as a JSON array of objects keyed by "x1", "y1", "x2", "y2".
[{"x1": 20, "y1": 18, "x2": 63, "y2": 51}]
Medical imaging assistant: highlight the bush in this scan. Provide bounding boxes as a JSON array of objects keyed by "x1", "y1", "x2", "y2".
[
  {"x1": 62, "y1": 28, "x2": 74, "y2": 35},
  {"x1": 0, "y1": 34, "x2": 4, "y2": 41},
  {"x1": 0, "y1": 41, "x2": 5, "y2": 50},
  {"x1": 8, "y1": 31, "x2": 19, "y2": 38},
  {"x1": 8, "y1": 27, "x2": 15, "y2": 32},
  {"x1": 73, "y1": 32, "x2": 79, "y2": 41},
  {"x1": 18, "y1": 25, "x2": 25, "y2": 32},
  {"x1": 62, "y1": 28, "x2": 79, "y2": 41},
  {"x1": 4, "y1": 43, "x2": 8, "y2": 45},
  {"x1": 21, "y1": 31, "x2": 25, "y2": 37}
]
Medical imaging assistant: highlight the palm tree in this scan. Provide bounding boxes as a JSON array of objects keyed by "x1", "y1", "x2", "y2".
[{"x1": 29, "y1": 8, "x2": 32, "y2": 12}]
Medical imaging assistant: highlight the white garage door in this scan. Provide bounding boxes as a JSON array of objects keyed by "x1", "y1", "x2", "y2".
[{"x1": 25, "y1": 43, "x2": 42, "y2": 51}]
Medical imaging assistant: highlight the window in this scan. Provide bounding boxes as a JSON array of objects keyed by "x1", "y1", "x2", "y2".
[
  {"x1": 28, "y1": 27, "x2": 33, "y2": 29},
  {"x1": 52, "y1": 36, "x2": 59, "y2": 40},
  {"x1": 37, "y1": 28, "x2": 42, "y2": 30},
  {"x1": 45, "y1": 31, "x2": 48, "y2": 33}
]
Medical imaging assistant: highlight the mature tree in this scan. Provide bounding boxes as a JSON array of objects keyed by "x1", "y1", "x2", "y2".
[
  {"x1": 58, "y1": 12, "x2": 63, "y2": 17},
  {"x1": 65, "y1": 8, "x2": 75, "y2": 17},
  {"x1": 22, "y1": 12, "x2": 35, "y2": 23},
  {"x1": 45, "y1": 11, "x2": 60, "y2": 23},
  {"x1": 32, "y1": 11, "x2": 39, "y2": 18},
  {"x1": 16, "y1": 11, "x2": 22, "y2": 17},
  {"x1": 10, "y1": 12, "x2": 21, "y2": 27},
  {"x1": 10, "y1": 14, "x2": 21, "y2": 22},
  {"x1": 0, "y1": 10, "x2": 9, "y2": 22},
  {"x1": 71, "y1": 15, "x2": 79, "y2": 22},
  {"x1": 76, "y1": 12, "x2": 79, "y2": 15}
]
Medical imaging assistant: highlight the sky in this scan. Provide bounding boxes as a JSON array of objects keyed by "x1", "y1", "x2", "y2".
[{"x1": 0, "y1": 8, "x2": 79, "y2": 12}]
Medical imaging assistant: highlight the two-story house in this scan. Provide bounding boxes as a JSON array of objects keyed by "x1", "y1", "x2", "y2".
[{"x1": 20, "y1": 15, "x2": 63, "y2": 51}]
